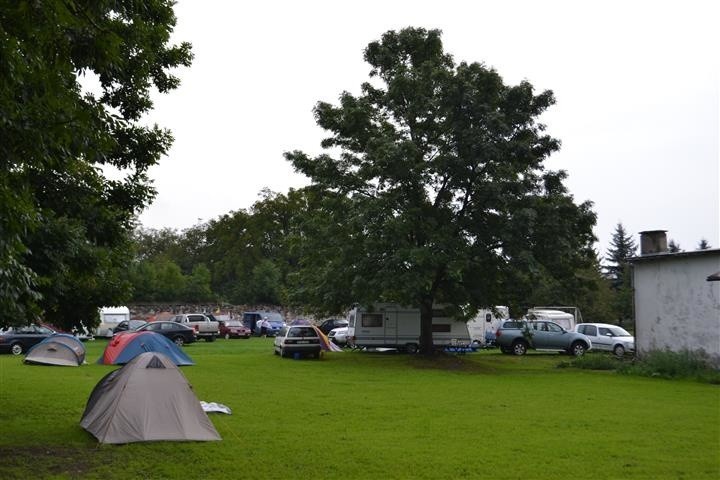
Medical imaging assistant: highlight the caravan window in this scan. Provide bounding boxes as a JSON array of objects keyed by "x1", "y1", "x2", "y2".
[
  {"x1": 432, "y1": 324, "x2": 451, "y2": 333},
  {"x1": 361, "y1": 313, "x2": 383, "y2": 327}
]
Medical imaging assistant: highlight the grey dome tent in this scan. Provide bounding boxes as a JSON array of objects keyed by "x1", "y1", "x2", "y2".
[
  {"x1": 80, "y1": 352, "x2": 221, "y2": 444},
  {"x1": 25, "y1": 334, "x2": 86, "y2": 366}
]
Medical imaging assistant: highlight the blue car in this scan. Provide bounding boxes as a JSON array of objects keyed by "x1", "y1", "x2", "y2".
[{"x1": 242, "y1": 311, "x2": 286, "y2": 337}]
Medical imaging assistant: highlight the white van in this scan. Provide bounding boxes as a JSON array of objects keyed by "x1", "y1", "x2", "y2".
[
  {"x1": 466, "y1": 306, "x2": 509, "y2": 346},
  {"x1": 97, "y1": 306, "x2": 130, "y2": 337},
  {"x1": 346, "y1": 304, "x2": 471, "y2": 354}
]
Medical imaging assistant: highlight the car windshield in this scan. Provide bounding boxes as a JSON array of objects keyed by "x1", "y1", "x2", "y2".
[{"x1": 264, "y1": 313, "x2": 284, "y2": 323}]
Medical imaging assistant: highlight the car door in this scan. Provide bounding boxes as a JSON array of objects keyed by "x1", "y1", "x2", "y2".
[
  {"x1": 581, "y1": 325, "x2": 606, "y2": 350},
  {"x1": 530, "y1": 322, "x2": 551, "y2": 348},
  {"x1": 160, "y1": 322, "x2": 178, "y2": 340},
  {"x1": 595, "y1": 327, "x2": 615, "y2": 351},
  {"x1": 532, "y1": 322, "x2": 566, "y2": 349},
  {"x1": 19, "y1": 325, "x2": 46, "y2": 350}
]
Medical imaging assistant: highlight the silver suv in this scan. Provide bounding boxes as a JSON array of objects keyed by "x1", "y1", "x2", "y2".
[{"x1": 496, "y1": 320, "x2": 592, "y2": 356}]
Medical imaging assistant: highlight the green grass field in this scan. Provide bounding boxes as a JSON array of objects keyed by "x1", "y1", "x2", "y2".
[{"x1": 1, "y1": 338, "x2": 718, "y2": 479}]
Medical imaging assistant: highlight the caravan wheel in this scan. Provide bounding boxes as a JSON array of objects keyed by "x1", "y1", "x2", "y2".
[{"x1": 405, "y1": 343, "x2": 419, "y2": 354}]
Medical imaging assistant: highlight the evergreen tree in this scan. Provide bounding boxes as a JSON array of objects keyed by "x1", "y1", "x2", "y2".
[
  {"x1": 698, "y1": 239, "x2": 711, "y2": 250},
  {"x1": 668, "y1": 239, "x2": 682, "y2": 253},
  {"x1": 604, "y1": 223, "x2": 637, "y2": 289},
  {"x1": 604, "y1": 223, "x2": 637, "y2": 326}
]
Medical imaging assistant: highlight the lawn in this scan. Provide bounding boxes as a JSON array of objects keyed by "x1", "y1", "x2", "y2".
[{"x1": 0, "y1": 338, "x2": 718, "y2": 479}]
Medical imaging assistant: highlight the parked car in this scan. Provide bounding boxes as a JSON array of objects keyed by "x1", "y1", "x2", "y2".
[
  {"x1": 495, "y1": 320, "x2": 592, "y2": 356},
  {"x1": 328, "y1": 326, "x2": 348, "y2": 346},
  {"x1": 171, "y1": 313, "x2": 219, "y2": 341},
  {"x1": 134, "y1": 321, "x2": 197, "y2": 346},
  {"x1": 318, "y1": 318, "x2": 348, "y2": 335},
  {"x1": 218, "y1": 320, "x2": 251, "y2": 339},
  {"x1": 112, "y1": 319, "x2": 147, "y2": 334},
  {"x1": 242, "y1": 311, "x2": 285, "y2": 337},
  {"x1": 0, "y1": 324, "x2": 55, "y2": 355},
  {"x1": 575, "y1": 323, "x2": 635, "y2": 356},
  {"x1": 274, "y1": 325, "x2": 322, "y2": 358}
]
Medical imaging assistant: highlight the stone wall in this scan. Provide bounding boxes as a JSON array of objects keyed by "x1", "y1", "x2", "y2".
[{"x1": 128, "y1": 304, "x2": 306, "y2": 322}]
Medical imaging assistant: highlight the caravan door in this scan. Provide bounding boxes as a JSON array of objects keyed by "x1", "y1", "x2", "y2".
[{"x1": 383, "y1": 310, "x2": 398, "y2": 345}]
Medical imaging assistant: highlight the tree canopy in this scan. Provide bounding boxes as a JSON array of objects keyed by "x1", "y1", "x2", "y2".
[
  {"x1": 0, "y1": 1, "x2": 191, "y2": 329},
  {"x1": 285, "y1": 28, "x2": 597, "y2": 353}
]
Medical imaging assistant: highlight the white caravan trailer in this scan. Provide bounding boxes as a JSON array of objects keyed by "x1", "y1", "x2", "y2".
[
  {"x1": 346, "y1": 304, "x2": 471, "y2": 353},
  {"x1": 97, "y1": 306, "x2": 130, "y2": 337},
  {"x1": 525, "y1": 307, "x2": 582, "y2": 331},
  {"x1": 466, "y1": 306, "x2": 510, "y2": 345}
]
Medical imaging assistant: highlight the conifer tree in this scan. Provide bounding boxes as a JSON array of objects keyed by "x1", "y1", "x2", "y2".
[{"x1": 605, "y1": 223, "x2": 637, "y2": 289}]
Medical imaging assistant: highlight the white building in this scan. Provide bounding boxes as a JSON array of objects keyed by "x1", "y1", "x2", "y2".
[{"x1": 631, "y1": 231, "x2": 720, "y2": 367}]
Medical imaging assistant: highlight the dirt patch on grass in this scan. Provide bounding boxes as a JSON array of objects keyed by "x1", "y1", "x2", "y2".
[
  {"x1": 0, "y1": 446, "x2": 118, "y2": 479},
  {"x1": 409, "y1": 353, "x2": 499, "y2": 373}
]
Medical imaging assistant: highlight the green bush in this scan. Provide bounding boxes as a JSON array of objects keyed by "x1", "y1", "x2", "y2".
[
  {"x1": 567, "y1": 353, "x2": 623, "y2": 371},
  {"x1": 619, "y1": 349, "x2": 720, "y2": 384}
]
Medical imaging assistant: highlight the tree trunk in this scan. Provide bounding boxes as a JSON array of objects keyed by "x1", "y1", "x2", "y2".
[{"x1": 419, "y1": 298, "x2": 434, "y2": 355}]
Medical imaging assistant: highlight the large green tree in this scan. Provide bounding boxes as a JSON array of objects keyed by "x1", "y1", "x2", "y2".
[
  {"x1": 0, "y1": 1, "x2": 191, "y2": 329},
  {"x1": 285, "y1": 28, "x2": 597, "y2": 354},
  {"x1": 201, "y1": 188, "x2": 310, "y2": 304}
]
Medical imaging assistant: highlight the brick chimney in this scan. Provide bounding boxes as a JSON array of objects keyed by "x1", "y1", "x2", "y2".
[{"x1": 639, "y1": 230, "x2": 668, "y2": 255}]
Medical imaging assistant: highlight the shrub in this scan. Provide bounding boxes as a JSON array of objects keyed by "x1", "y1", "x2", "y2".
[
  {"x1": 619, "y1": 349, "x2": 720, "y2": 384},
  {"x1": 568, "y1": 353, "x2": 623, "y2": 371}
]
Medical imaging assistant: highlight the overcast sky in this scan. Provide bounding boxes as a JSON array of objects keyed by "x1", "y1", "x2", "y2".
[{"x1": 138, "y1": 0, "x2": 719, "y2": 255}]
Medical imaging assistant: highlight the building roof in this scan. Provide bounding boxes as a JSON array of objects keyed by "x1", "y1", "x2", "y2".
[{"x1": 630, "y1": 248, "x2": 720, "y2": 263}]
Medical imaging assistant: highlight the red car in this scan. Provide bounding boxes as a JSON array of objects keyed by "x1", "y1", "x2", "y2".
[{"x1": 218, "y1": 320, "x2": 251, "y2": 339}]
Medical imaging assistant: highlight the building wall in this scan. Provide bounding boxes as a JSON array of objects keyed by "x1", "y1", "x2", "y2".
[{"x1": 633, "y1": 253, "x2": 720, "y2": 367}]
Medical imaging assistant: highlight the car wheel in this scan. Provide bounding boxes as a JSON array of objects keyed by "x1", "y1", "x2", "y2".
[
  {"x1": 173, "y1": 336, "x2": 184, "y2": 347},
  {"x1": 224, "y1": 333, "x2": 231, "y2": 340},
  {"x1": 511, "y1": 341, "x2": 527, "y2": 356},
  {"x1": 405, "y1": 343, "x2": 419, "y2": 354},
  {"x1": 613, "y1": 344, "x2": 625, "y2": 357},
  {"x1": 10, "y1": 343, "x2": 23, "y2": 355},
  {"x1": 205, "y1": 335, "x2": 215, "y2": 342},
  {"x1": 571, "y1": 341, "x2": 587, "y2": 357}
]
